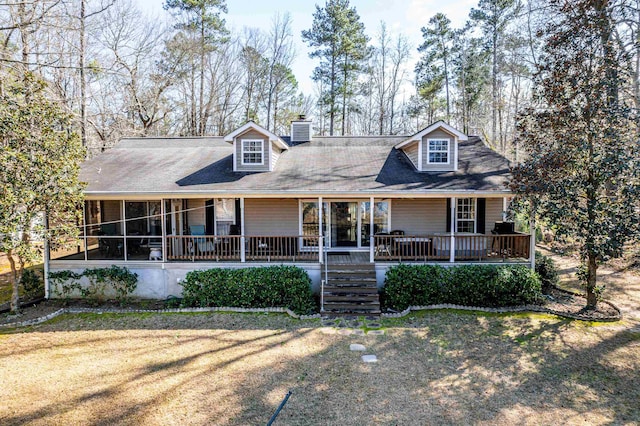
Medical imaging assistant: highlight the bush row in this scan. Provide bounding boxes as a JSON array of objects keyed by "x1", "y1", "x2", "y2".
[
  {"x1": 49, "y1": 266, "x2": 138, "y2": 306},
  {"x1": 180, "y1": 265, "x2": 315, "y2": 315},
  {"x1": 381, "y1": 264, "x2": 543, "y2": 311}
]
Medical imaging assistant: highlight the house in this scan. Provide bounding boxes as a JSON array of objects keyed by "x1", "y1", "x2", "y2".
[{"x1": 48, "y1": 119, "x2": 533, "y2": 302}]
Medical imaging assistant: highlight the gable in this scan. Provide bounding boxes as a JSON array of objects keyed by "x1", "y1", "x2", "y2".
[{"x1": 396, "y1": 121, "x2": 465, "y2": 172}]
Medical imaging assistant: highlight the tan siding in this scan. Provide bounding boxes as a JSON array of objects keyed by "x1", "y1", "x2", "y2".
[
  {"x1": 271, "y1": 145, "x2": 282, "y2": 168},
  {"x1": 391, "y1": 199, "x2": 447, "y2": 235},
  {"x1": 485, "y1": 198, "x2": 504, "y2": 234},
  {"x1": 244, "y1": 198, "x2": 299, "y2": 235},
  {"x1": 234, "y1": 129, "x2": 270, "y2": 172},
  {"x1": 421, "y1": 129, "x2": 456, "y2": 172},
  {"x1": 187, "y1": 199, "x2": 205, "y2": 228},
  {"x1": 402, "y1": 142, "x2": 419, "y2": 169}
]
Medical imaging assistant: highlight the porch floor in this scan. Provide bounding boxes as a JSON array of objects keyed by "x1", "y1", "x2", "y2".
[{"x1": 326, "y1": 251, "x2": 370, "y2": 265}]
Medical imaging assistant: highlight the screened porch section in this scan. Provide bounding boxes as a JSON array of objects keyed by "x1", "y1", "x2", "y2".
[{"x1": 50, "y1": 197, "x2": 532, "y2": 265}]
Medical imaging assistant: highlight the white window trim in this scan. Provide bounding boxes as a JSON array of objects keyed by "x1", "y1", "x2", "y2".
[
  {"x1": 456, "y1": 197, "x2": 476, "y2": 233},
  {"x1": 426, "y1": 138, "x2": 450, "y2": 165},
  {"x1": 241, "y1": 139, "x2": 264, "y2": 166}
]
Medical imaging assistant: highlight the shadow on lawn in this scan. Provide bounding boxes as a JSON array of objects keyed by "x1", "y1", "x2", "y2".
[{"x1": 2, "y1": 313, "x2": 639, "y2": 425}]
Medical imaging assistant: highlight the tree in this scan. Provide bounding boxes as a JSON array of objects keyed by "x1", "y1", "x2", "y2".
[
  {"x1": 417, "y1": 13, "x2": 455, "y2": 122},
  {"x1": 164, "y1": 0, "x2": 228, "y2": 136},
  {"x1": 0, "y1": 73, "x2": 85, "y2": 313},
  {"x1": 470, "y1": 0, "x2": 520, "y2": 148},
  {"x1": 302, "y1": 0, "x2": 368, "y2": 136},
  {"x1": 510, "y1": 0, "x2": 640, "y2": 309}
]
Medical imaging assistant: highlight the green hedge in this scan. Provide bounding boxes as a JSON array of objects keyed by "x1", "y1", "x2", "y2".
[
  {"x1": 382, "y1": 264, "x2": 543, "y2": 311},
  {"x1": 180, "y1": 265, "x2": 315, "y2": 315}
]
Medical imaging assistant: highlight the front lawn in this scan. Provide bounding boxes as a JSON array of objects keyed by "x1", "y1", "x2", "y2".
[{"x1": 1, "y1": 311, "x2": 638, "y2": 425}]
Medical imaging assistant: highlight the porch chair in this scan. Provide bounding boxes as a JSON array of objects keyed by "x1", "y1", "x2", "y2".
[
  {"x1": 189, "y1": 225, "x2": 215, "y2": 256},
  {"x1": 374, "y1": 232, "x2": 392, "y2": 257}
]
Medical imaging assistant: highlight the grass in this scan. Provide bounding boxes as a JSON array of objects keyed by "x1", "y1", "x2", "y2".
[{"x1": 0, "y1": 311, "x2": 638, "y2": 425}]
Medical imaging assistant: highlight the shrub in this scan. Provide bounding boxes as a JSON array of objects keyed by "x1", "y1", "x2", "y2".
[
  {"x1": 535, "y1": 252, "x2": 559, "y2": 293},
  {"x1": 83, "y1": 266, "x2": 138, "y2": 306},
  {"x1": 21, "y1": 269, "x2": 44, "y2": 299},
  {"x1": 49, "y1": 266, "x2": 138, "y2": 306},
  {"x1": 381, "y1": 264, "x2": 449, "y2": 310},
  {"x1": 180, "y1": 265, "x2": 315, "y2": 315},
  {"x1": 382, "y1": 264, "x2": 543, "y2": 311},
  {"x1": 49, "y1": 270, "x2": 82, "y2": 305}
]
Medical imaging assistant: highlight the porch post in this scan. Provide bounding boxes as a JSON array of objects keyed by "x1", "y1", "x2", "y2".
[
  {"x1": 529, "y1": 199, "x2": 536, "y2": 270},
  {"x1": 122, "y1": 200, "x2": 128, "y2": 261},
  {"x1": 82, "y1": 201, "x2": 87, "y2": 262},
  {"x1": 450, "y1": 196, "x2": 456, "y2": 263},
  {"x1": 161, "y1": 199, "x2": 167, "y2": 263},
  {"x1": 43, "y1": 209, "x2": 50, "y2": 299},
  {"x1": 369, "y1": 196, "x2": 375, "y2": 263},
  {"x1": 240, "y1": 198, "x2": 246, "y2": 263},
  {"x1": 318, "y1": 197, "x2": 323, "y2": 263},
  {"x1": 502, "y1": 197, "x2": 508, "y2": 221}
]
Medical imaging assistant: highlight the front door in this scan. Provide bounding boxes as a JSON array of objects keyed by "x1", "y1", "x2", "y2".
[{"x1": 331, "y1": 202, "x2": 358, "y2": 247}]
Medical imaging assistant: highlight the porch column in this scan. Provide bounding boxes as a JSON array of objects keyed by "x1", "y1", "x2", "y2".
[
  {"x1": 122, "y1": 200, "x2": 128, "y2": 261},
  {"x1": 318, "y1": 197, "x2": 323, "y2": 263},
  {"x1": 529, "y1": 200, "x2": 536, "y2": 270},
  {"x1": 450, "y1": 196, "x2": 456, "y2": 263},
  {"x1": 240, "y1": 198, "x2": 246, "y2": 263},
  {"x1": 82, "y1": 201, "x2": 88, "y2": 262},
  {"x1": 502, "y1": 197, "x2": 508, "y2": 221},
  {"x1": 369, "y1": 196, "x2": 375, "y2": 263},
  {"x1": 161, "y1": 199, "x2": 167, "y2": 263},
  {"x1": 43, "y1": 209, "x2": 50, "y2": 299}
]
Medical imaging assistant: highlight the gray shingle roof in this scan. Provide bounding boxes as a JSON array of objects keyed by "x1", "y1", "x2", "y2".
[{"x1": 80, "y1": 135, "x2": 511, "y2": 196}]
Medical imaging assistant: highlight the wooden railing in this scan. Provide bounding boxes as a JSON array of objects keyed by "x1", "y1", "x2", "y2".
[
  {"x1": 373, "y1": 234, "x2": 530, "y2": 262},
  {"x1": 166, "y1": 235, "x2": 320, "y2": 262}
]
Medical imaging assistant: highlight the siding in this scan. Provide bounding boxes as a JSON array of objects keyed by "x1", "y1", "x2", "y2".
[
  {"x1": 187, "y1": 199, "x2": 205, "y2": 229},
  {"x1": 402, "y1": 142, "x2": 419, "y2": 169},
  {"x1": 391, "y1": 199, "x2": 447, "y2": 235},
  {"x1": 485, "y1": 198, "x2": 505, "y2": 234},
  {"x1": 244, "y1": 198, "x2": 299, "y2": 235},
  {"x1": 291, "y1": 121, "x2": 311, "y2": 142},
  {"x1": 421, "y1": 129, "x2": 456, "y2": 172},
  {"x1": 234, "y1": 129, "x2": 271, "y2": 172},
  {"x1": 271, "y1": 146, "x2": 282, "y2": 168}
]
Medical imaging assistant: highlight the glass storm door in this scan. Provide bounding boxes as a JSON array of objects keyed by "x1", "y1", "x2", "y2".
[{"x1": 331, "y1": 202, "x2": 358, "y2": 247}]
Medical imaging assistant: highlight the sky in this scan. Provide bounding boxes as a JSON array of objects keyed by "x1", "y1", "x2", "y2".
[{"x1": 137, "y1": 0, "x2": 478, "y2": 95}]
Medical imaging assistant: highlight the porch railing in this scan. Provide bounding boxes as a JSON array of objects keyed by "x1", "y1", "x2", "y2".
[
  {"x1": 373, "y1": 234, "x2": 530, "y2": 262},
  {"x1": 166, "y1": 235, "x2": 321, "y2": 262}
]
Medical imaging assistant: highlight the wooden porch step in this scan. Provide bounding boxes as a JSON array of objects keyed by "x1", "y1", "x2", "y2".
[
  {"x1": 324, "y1": 294, "x2": 379, "y2": 303},
  {"x1": 323, "y1": 301, "x2": 381, "y2": 313},
  {"x1": 326, "y1": 263, "x2": 374, "y2": 270},
  {"x1": 326, "y1": 277, "x2": 377, "y2": 285},
  {"x1": 323, "y1": 286, "x2": 378, "y2": 294}
]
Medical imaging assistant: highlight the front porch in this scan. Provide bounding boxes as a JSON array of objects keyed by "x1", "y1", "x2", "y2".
[{"x1": 51, "y1": 196, "x2": 533, "y2": 266}]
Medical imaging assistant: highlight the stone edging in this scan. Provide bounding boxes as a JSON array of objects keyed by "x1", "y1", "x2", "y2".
[
  {"x1": 381, "y1": 294, "x2": 622, "y2": 322},
  {"x1": 0, "y1": 306, "x2": 322, "y2": 329}
]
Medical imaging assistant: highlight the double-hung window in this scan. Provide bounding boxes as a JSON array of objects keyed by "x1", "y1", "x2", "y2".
[
  {"x1": 427, "y1": 139, "x2": 449, "y2": 164},
  {"x1": 456, "y1": 198, "x2": 476, "y2": 233},
  {"x1": 241, "y1": 139, "x2": 264, "y2": 165}
]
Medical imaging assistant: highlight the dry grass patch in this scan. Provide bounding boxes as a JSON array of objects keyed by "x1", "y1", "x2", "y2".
[{"x1": 1, "y1": 311, "x2": 639, "y2": 425}]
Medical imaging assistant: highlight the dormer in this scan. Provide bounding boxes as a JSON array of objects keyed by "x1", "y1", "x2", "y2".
[
  {"x1": 224, "y1": 121, "x2": 289, "y2": 172},
  {"x1": 395, "y1": 121, "x2": 468, "y2": 172}
]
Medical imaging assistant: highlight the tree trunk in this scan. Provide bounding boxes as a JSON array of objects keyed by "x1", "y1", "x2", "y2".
[
  {"x1": 7, "y1": 250, "x2": 20, "y2": 314},
  {"x1": 585, "y1": 253, "x2": 598, "y2": 308},
  {"x1": 80, "y1": 0, "x2": 87, "y2": 147}
]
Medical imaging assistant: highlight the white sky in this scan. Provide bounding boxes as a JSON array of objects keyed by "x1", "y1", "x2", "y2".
[{"x1": 137, "y1": 0, "x2": 478, "y2": 95}]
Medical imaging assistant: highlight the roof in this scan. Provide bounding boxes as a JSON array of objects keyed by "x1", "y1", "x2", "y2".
[
  {"x1": 396, "y1": 120, "x2": 468, "y2": 149},
  {"x1": 80, "y1": 135, "x2": 511, "y2": 197}
]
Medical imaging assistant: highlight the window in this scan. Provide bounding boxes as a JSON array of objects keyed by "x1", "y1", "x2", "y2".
[
  {"x1": 360, "y1": 201, "x2": 390, "y2": 246},
  {"x1": 427, "y1": 139, "x2": 449, "y2": 164},
  {"x1": 456, "y1": 198, "x2": 476, "y2": 233},
  {"x1": 241, "y1": 139, "x2": 264, "y2": 165},
  {"x1": 215, "y1": 198, "x2": 235, "y2": 235}
]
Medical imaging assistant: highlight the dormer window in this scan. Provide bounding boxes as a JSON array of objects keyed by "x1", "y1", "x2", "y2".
[
  {"x1": 427, "y1": 139, "x2": 449, "y2": 164},
  {"x1": 241, "y1": 139, "x2": 264, "y2": 165}
]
